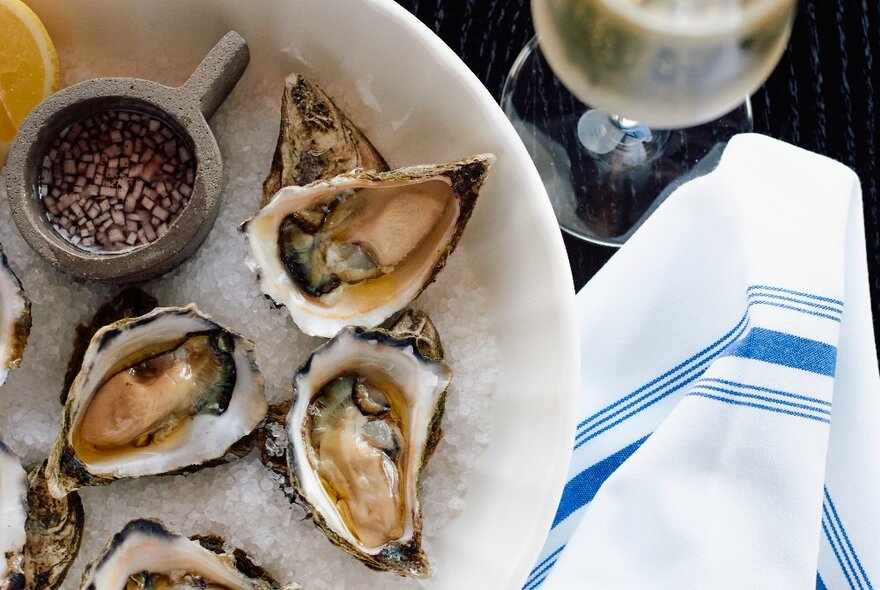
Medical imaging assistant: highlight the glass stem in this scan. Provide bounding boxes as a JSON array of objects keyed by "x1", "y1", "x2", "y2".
[
  {"x1": 609, "y1": 114, "x2": 642, "y2": 130},
  {"x1": 577, "y1": 109, "x2": 665, "y2": 167},
  {"x1": 577, "y1": 110, "x2": 654, "y2": 155}
]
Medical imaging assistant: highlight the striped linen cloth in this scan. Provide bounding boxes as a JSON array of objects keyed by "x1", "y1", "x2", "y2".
[{"x1": 528, "y1": 134, "x2": 879, "y2": 589}]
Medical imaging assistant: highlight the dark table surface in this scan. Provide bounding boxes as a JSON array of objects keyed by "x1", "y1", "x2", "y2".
[{"x1": 396, "y1": 0, "x2": 880, "y2": 339}]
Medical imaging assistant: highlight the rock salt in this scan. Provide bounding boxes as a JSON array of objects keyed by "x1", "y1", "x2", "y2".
[{"x1": 0, "y1": 47, "x2": 498, "y2": 589}]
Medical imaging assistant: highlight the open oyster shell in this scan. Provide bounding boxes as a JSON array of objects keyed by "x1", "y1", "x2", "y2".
[
  {"x1": 283, "y1": 309, "x2": 450, "y2": 577},
  {"x1": 80, "y1": 518, "x2": 300, "y2": 589},
  {"x1": 0, "y1": 247, "x2": 31, "y2": 387},
  {"x1": 1, "y1": 445, "x2": 84, "y2": 590},
  {"x1": 46, "y1": 305, "x2": 267, "y2": 498},
  {"x1": 242, "y1": 155, "x2": 493, "y2": 338},
  {"x1": 261, "y1": 73, "x2": 389, "y2": 207},
  {"x1": 1, "y1": 442, "x2": 27, "y2": 589}
]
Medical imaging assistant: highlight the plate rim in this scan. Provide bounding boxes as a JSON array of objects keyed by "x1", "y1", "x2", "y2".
[
  {"x1": 19, "y1": 0, "x2": 582, "y2": 586},
  {"x1": 363, "y1": 0, "x2": 580, "y2": 585}
]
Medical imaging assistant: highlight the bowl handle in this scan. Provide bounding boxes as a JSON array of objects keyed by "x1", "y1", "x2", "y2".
[{"x1": 181, "y1": 31, "x2": 250, "y2": 120}]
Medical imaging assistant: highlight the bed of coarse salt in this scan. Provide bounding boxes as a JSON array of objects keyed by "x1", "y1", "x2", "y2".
[{"x1": 0, "y1": 46, "x2": 499, "y2": 589}]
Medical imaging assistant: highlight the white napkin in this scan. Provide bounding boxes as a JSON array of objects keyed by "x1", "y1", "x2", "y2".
[{"x1": 526, "y1": 134, "x2": 879, "y2": 590}]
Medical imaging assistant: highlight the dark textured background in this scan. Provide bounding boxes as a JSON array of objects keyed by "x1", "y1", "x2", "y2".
[{"x1": 396, "y1": 0, "x2": 880, "y2": 338}]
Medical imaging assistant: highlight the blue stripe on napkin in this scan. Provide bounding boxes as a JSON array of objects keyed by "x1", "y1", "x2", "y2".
[
  {"x1": 822, "y1": 488, "x2": 874, "y2": 590},
  {"x1": 721, "y1": 327, "x2": 838, "y2": 377},
  {"x1": 746, "y1": 285, "x2": 844, "y2": 322},
  {"x1": 687, "y1": 391, "x2": 831, "y2": 424},
  {"x1": 746, "y1": 285, "x2": 844, "y2": 308},
  {"x1": 747, "y1": 300, "x2": 843, "y2": 322},
  {"x1": 525, "y1": 546, "x2": 566, "y2": 590},
  {"x1": 553, "y1": 436, "x2": 648, "y2": 528},
  {"x1": 698, "y1": 378, "x2": 833, "y2": 407},
  {"x1": 687, "y1": 381, "x2": 832, "y2": 424},
  {"x1": 691, "y1": 383, "x2": 831, "y2": 415},
  {"x1": 524, "y1": 439, "x2": 649, "y2": 589},
  {"x1": 526, "y1": 285, "x2": 843, "y2": 589},
  {"x1": 574, "y1": 314, "x2": 751, "y2": 448},
  {"x1": 574, "y1": 285, "x2": 841, "y2": 448},
  {"x1": 747, "y1": 292, "x2": 845, "y2": 315}
]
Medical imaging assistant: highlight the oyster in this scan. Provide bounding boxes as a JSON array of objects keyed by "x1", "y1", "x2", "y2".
[
  {"x1": 242, "y1": 155, "x2": 494, "y2": 338},
  {"x1": 284, "y1": 309, "x2": 451, "y2": 577},
  {"x1": 1, "y1": 443, "x2": 27, "y2": 590},
  {"x1": 46, "y1": 305, "x2": 267, "y2": 498},
  {"x1": 0, "y1": 247, "x2": 31, "y2": 387},
  {"x1": 1, "y1": 445, "x2": 83, "y2": 590},
  {"x1": 22, "y1": 462, "x2": 84, "y2": 589},
  {"x1": 80, "y1": 518, "x2": 300, "y2": 589},
  {"x1": 262, "y1": 73, "x2": 389, "y2": 207}
]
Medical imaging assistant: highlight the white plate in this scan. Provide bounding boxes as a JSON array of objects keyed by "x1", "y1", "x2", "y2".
[{"x1": 25, "y1": 1, "x2": 579, "y2": 587}]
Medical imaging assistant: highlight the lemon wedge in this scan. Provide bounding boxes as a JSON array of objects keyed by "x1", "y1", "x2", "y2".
[{"x1": 0, "y1": 0, "x2": 60, "y2": 165}]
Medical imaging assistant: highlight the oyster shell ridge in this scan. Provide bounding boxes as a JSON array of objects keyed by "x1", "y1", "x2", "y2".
[{"x1": 0, "y1": 246, "x2": 32, "y2": 387}]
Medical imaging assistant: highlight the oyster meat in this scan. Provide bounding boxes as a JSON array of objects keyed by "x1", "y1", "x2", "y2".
[
  {"x1": 261, "y1": 73, "x2": 389, "y2": 208},
  {"x1": 242, "y1": 155, "x2": 493, "y2": 337},
  {"x1": 0, "y1": 247, "x2": 31, "y2": 387},
  {"x1": 80, "y1": 518, "x2": 300, "y2": 589},
  {"x1": 46, "y1": 305, "x2": 267, "y2": 498},
  {"x1": 284, "y1": 309, "x2": 451, "y2": 577},
  {"x1": 1, "y1": 445, "x2": 83, "y2": 590}
]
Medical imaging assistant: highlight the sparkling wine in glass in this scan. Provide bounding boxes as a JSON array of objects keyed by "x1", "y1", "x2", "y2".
[{"x1": 502, "y1": 0, "x2": 796, "y2": 245}]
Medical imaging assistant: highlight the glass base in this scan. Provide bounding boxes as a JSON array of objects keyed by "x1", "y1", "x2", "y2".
[{"x1": 501, "y1": 37, "x2": 753, "y2": 247}]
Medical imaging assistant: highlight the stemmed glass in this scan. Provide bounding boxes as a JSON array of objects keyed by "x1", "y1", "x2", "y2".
[{"x1": 502, "y1": 0, "x2": 797, "y2": 246}]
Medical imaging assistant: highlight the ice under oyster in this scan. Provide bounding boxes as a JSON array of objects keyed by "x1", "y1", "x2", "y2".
[
  {"x1": 1, "y1": 444, "x2": 84, "y2": 590},
  {"x1": 79, "y1": 518, "x2": 300, "y2": 589},
  {"x1": 46, "y1": 305, "x2": 267, "y2": 498},
  {"x1": 0, "y1": 247, "x2": 31, "y2": 387},
  {"x1": 276, "y1": 309, "x2": 451, "y2": 577},
  {"x1": 242, "y1": 155, "x2": 494, "y2": 338}
]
